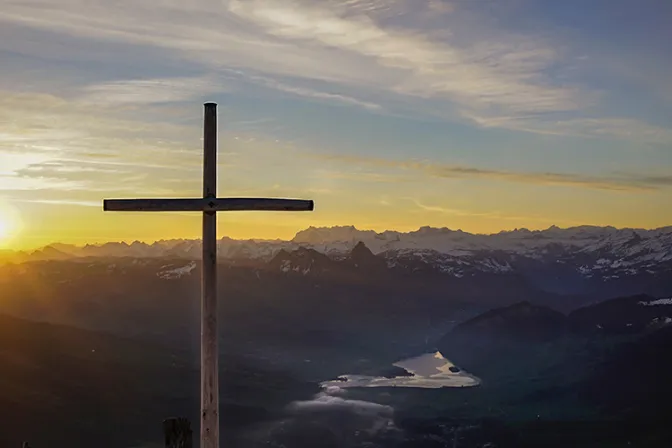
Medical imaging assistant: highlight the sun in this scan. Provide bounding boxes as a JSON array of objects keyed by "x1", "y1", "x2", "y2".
[
  {"x1": 0, "y1": 215, "x2": 11, "y2": 246},
  {"x1": 0, "y1": 202, "x2": 21, "y2": 247}
]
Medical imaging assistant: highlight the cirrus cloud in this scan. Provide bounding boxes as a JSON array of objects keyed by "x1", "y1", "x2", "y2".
[{"x1": 0, "y1": 0, "x2": 669, "y2": 142}]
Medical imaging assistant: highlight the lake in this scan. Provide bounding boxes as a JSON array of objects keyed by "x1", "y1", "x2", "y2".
[{"x1": 321, "y1": 351, "x2": 481, "y2": 389}]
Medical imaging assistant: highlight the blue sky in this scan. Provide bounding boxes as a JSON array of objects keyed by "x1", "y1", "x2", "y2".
[{"x1": 0, "y1": 0, "x2": 670, "y2": 248}]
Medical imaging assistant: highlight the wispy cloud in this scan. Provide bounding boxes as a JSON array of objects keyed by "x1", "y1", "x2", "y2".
[
  {"x1": 319, "y1": 170, "x2": 413, "y2": 183},
  {"x1": 1, "y1": 0, "x2": 668, "y2": 141},
  {"x1": 80, "y1": 76, "x2": 223, "y2": 106},
  {"x1": 265, "y1": 80, "x2": 384, "y2": 111},
  {"x1": 18, "y1": 199, "x2": 101, "y2": 207},
  {"x1": 411, "y1": 200, "x2": 486, "y2": 217},
  {"x1": 0, "y1": 90, "x2": 199, "y2": 142},
  {"x1": 227, "y1": 0, "x2": 581, "y2": 114},
  {"x1": 316, "y1": 153, "x2": 672, "y2": 192},
  {"x1": 306, "y1": 187, "x2": 333, "y2": 195},
  {"x1": 221, "y1": 68, "x2": 383, "y2": 110},
  {"x1": 410, "y1": 199, "x2": 562, "y2": 223},
  {"x1": 463, "y1": 113, "x2": 672, "y2": 144}
]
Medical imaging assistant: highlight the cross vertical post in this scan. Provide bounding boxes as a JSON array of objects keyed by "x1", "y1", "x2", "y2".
[
  {"x1": 103, "y1": 103, "x2": 314, "y2": 448},
  {"x1": 201, "y1": 103, "x2": 218, "y2": 448}
]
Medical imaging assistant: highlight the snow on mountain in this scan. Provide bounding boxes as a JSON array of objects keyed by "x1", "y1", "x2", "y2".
[
  {"x1": 639, "y1": 298, "x2": 672, "y2": 306},
  {"x1": 382, "y1": 249, "x2": 512, "y2": 277},
  {"x1": 294, "y1": 225, "x2": 672, "y2": 261},
  {"x1": 7, "y1": 225, "x2": 672, "y2": 282},
  {"x1": 293, "y1": 226, "x2": 378, "y2": 245},
  {"x1": 288, "y1": 225, "x2": 672, "y2": 283},
  {"x1": 568, "y1": 294, "x2": 672, "y2": 334},
  {"x1": 157, "y1": 261, "x2": 196, "y2": 280},
  {"x1": 217, "y1": 237, "x2": 295, "y2": 261}
]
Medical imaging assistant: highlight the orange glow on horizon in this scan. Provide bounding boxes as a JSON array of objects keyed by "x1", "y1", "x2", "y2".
[
  {"x1": 0, "y1": 201, "x2": 22, "y2": 249},
  {"x1": 3, "y1": 186, "x2": 671, "y2": 252}
]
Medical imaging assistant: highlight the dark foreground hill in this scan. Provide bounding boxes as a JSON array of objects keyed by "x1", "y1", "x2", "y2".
[
  {"x1": 581, "y1": 325, "x2": 672, "y2": 417},
  {"x1": 437, "y1": 301, "x2": 570, "y2": 372},
  {"x1": 451, "y1": 301, "x2": 569, "y2": 341},
  {"x1": 438, "y1": 295, "x2": 672, "y2": 371},
  {"x1": 430, "y1": 296, "x2": 672, "y2": 446},
  {"x1": 569, "y1": 294, "x2": 672, "y2": 334},
  {"x1": 0, "y1": 314, "x2": 317, "y2": 448}
]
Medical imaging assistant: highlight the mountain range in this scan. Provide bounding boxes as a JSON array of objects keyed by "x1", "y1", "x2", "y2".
[
  {"x1": 4, "y1": 225, "x2": 671, "y2": 313},
  {"x1": 8, "y1": 224, "x2": 672, "y2": 263}
]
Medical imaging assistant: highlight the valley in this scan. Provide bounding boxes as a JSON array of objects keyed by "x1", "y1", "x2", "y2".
[{"x1": 1, "y1": 226, "x2": 671, "y2": 446}]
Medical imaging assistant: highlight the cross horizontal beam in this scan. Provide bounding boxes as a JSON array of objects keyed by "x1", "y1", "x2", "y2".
[{"x1": 103, "y1": 197, "x2": 314, "y2": 212}]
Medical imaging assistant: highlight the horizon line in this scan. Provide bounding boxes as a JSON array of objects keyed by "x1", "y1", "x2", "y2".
[{"x1": 4, "y1": 222, "x2": 672, "y2": 253}]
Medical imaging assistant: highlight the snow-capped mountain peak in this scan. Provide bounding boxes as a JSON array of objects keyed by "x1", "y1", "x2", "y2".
[{"x1": 5, "y1": 225, "x2": 672, "y2": 290}]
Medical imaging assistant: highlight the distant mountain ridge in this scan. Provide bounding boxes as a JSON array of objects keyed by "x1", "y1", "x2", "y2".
[
  {"x1": 451, "y1": 301, "x2": 569, "y2": 342},
  {"x1": 437, "y1": 294, "x2": 672, "y2": 377},
  {"x1": 569, "y1": 294, "x2": 672, "y2": 334},
  {"x1": 3, "y1": 224, "x2": 672, "y2": 299},
  {"x1": 441, "y1": 294, "x2": 672, "y2": 346},
  {"x1": 7, "y1": 223, "x2": 672, "y2": 259}
]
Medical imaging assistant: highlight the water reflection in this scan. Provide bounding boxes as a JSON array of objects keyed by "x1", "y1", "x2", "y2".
[{"x1": 322, "y1": 351, "x2": 480, "y2": 389}]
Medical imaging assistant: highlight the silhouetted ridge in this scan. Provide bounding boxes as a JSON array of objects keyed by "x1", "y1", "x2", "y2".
[
  {"x1": 569, "y1": 294, "x2": 672, "y2": 334},
  {"x1": 583, "y1": 326, "x2": 672, "y2": 417},
  {"x1": 31, "y1": 245, "x2": 70, "y2": 261},
  {"x1": 351, "y1": 241, "x2": 373, "y2": 257},
  {"x1": 0, "y1": 313, "x2": 318, "y2": 447},
  {"x1": 452, "y1": 301, "x2": 568, "y2": 342},
  {"x1": 437, "y1": 301, "x2": 568, "y2": 373},
  {"x1": 268, "y1": 246, "x2": 336, "y2": 275},
  {"x1": 349, "y1": 241, "x2": 387, "y2": 271}
]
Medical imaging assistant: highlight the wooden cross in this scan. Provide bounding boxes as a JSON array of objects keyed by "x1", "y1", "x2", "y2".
[{"x1": 103, "y1": 103, "x2": 314, "y2": 448}]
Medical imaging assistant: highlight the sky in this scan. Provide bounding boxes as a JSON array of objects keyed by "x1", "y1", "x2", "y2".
[{"x1": 0, "y1": 0, "x2": 671, "y2": 249}]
